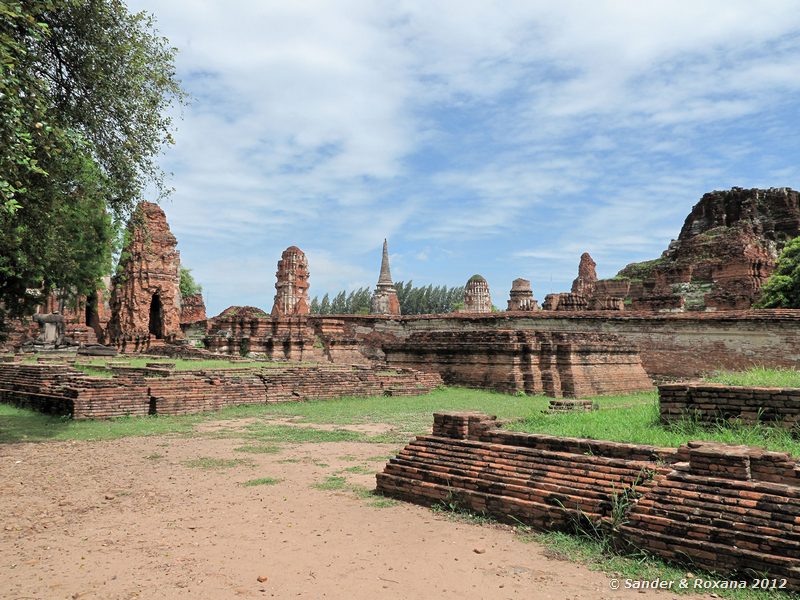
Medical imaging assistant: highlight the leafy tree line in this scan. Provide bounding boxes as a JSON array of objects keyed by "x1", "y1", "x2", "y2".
[
  {"x1": 1, "y1": 0, "x2": 185, "y2": 333},
  {"x1": 309, "y1": 281, "x2": 465, "y2": 315}
]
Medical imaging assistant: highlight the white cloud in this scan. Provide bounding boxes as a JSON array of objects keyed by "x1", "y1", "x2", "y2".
[{"x1": 125, "y1": 0, "x2": 800, "y2": 308}]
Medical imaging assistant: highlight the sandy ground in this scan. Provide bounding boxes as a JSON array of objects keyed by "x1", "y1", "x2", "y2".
[{"x1": 0, "y1": 424, "x2": 707, "y2": 600}]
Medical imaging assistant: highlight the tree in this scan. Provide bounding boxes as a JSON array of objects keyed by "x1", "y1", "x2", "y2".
[
  {"x1": 309, "y1": 281, "x2": 465, "y2": 315},
  {"x1": 756, "y1": 236, "x2": 800, "y2": 308},
  {"x1": 179, "y1": 267, "x2": 202, "y2": 298},
  {"x1": 0, "y1": 1, "x2": 185, "y2": 331}
]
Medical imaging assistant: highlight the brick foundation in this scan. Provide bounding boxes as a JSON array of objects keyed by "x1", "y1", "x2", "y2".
[
  {"x1": 0, "y1": 363, "x2": 442, "y2": 419},
  {"x1": 383, "y1": 330, "x2": 653, "y2": 397},
  {"x1": 659, "y1": 382, "x2": 800, "y2": 428},
  {"x1": 376, "y1": 412, "x2": 800, "y2": 588}
]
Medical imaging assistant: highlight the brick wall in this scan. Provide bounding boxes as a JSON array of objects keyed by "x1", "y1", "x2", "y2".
[
  {"x1": 659, "y1": 382, "x2": 800, "y2": 427},
  {"x1": 0, "y1": 363, "x2": 442, "y2": 419},
  {"x1": 383, "y1": 330, "x2": 653, "y2": 397},
  {"x1": 377, "y1": 412, "x2": 800, "y2": 588},
  {"x1": 315, "y1": 310, "x2": 800, "y2": 380}
]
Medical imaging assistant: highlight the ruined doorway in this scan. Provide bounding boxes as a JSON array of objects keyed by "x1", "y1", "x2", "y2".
[
  {"x1": 85, "y1": 291, "x2": 103, "y2": 340},
  {"x1": 148, "y1": 293, "x2": 164, "y2": 339}
]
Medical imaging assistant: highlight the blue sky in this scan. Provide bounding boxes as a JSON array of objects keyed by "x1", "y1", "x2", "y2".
[{"x1": 126, "y1": 1, "x2": 800, "y2": 317}]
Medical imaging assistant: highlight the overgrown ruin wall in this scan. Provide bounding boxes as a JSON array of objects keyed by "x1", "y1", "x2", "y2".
[
  {"x1": 377, "y1": 412, "x2": 800, "y2": 589},
  {"x1": 659, "y1": 382, "x2": 800, "y2": 427},
  {"x1": 0, "y1": 363, "x2": 442, "y2": 419}
]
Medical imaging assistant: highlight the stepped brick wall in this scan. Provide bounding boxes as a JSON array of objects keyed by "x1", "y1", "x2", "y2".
[
  {"x1": 0, "y1": 363, "x2": 442, "y2": 419},
  {"x1": 382, "y1": 330, "x2": 653, "y2": 397},
  {"x1": 377, "y1": 412, "x2": 800, "y2": 589},
  {"x1": 659, "y1": 382, "x2": 800, "y2": 427},
  {"x1": 621, "y1": 441, "x2": 800, "y2": 587},
  {"x1": 201, "y1": 310, "x2": 800, "y2": 386},
  {"x1": 349, "y1": 310, "x2": 800, "y2": 380}
]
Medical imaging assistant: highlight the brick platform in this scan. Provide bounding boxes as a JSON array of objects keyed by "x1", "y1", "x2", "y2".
[
  {"x1": 0, "y1": 363, "x2": 442, "y2": 419},
  {"x1": 659, "y1": 382, "x2": 800, "y2": 428},
  {"x1": 377, "y1": 412, "x2": 800, "y2": 588},
  {"x1": 383, "y1": 330, "x2": 653, "y2": 397}
]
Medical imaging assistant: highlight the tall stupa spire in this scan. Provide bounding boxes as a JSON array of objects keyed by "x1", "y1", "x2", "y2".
[
  {"x1": 377, "y1": 238, "x2": 393, "y2": 285},
  {"x1": 370, "y1": 238, "x2": 401, "y2": 315}
]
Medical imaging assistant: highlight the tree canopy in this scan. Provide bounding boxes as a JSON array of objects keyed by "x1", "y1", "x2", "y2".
[
  {"x1": 179, "y1": 267, "x2": 202, "y2": 298},
  {"x1": 755, "y1": 236, "x2": 800, "y2": 308},
  {"x1": 309, "y1": 281, "x2": 465, "y2": 315},
  {"x1": 0, "y1": 0, "x2": 185, "y2": 329}
]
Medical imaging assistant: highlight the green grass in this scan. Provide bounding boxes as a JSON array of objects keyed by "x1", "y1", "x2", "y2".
[
  {"x1": 703, "y1": 367, "x2": 800, "y2": 388},
  {"x1": 144, "y1": 452, "x2": 163, "y2": 460},
  {"x1": 218, "y1": 387, "x2": 549, "y2": 435},
  {"x1": 0, "y1": 403, "x2": 204, "y2": 443},
  {"x1": 244, "y1": 424, "x2": 366, "y2": 443},
  {"x1": 507, "y1": 396, "x2": 800, "y2": 457},
  {"x1": 242, "y1": 477, "x2": 281, "y2": 487},
  {"x1": 340, "y1": 465, "x2": 373, "y2": 474},
  {"x1": 183, "y1": 457, "x2": 252, "y2": 469},
  {"x1": 524, "y1": 531, "x2": 793, "y2": 600},
  {"x1": 312, "y1": 475, "x2": 348, "y2": 490},
  {"x1": 5, "y1": 385, "x2": 799, "y2": 455},
  {"x1": 233, "y1": 444, "x2": 282, "y2": 454}
]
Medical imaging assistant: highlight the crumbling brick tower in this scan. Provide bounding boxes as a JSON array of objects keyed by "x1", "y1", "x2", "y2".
[
  {"x1": 271, "y1": 246, "x2": 310, "y2": 317},
  {"x1": 571, "y1": 252, "x2": 598, "y2": 296},
  {"x1": 370, "y1": 239, "x2": 401, "y2": 315},
  {"x1": 507, "y1": 278, "x2": 538, "y2": 311},
  {"x1": 107, "y1": 202, "x2": 182, "y2": 345},
  {"x1": 463, "y1": 274, "x2": 492, "y2": 313}
]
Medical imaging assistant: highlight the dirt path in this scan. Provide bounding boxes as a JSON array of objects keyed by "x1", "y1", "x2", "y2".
[{"x1": 1, "y1": 431, "x2": 702, "y2": 600}]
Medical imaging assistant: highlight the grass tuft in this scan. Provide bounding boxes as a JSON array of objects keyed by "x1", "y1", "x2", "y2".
[
  {"x1": 183, "y1": 457, "x2": 251, "y2": 469},
  {"x1": 233, "y1": 444, "x2": 282, "y2": 454},
  {"x1": 242, "y1": 477, "x2": 281, "y2": 487},
  {"x1": 312, "y1": 476, "x2": 348, "y2": 491}
]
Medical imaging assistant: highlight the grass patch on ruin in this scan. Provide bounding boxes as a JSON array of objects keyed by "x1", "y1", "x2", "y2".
[
  {"x1": 74, "y1": 357, "x2": 279, "y2": 371},
  {"x1": 703, "y1": 366, "x2": 800, "y2": 388},
  {"x1": 507, "y1": 397, "x2": 800, "y2": 457},
  {"x1": 242, "y1": 477, "x2": 281, "y2": 487}
]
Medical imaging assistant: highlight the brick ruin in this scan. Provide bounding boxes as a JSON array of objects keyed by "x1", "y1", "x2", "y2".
[
  {"x1": 606, "y1": 187, "x2": 800, "y2": 311},
  {"x1": 659, "y1": 381, "x2": 800, "y2": 428},
  {"x1": 462, "y1": 275, "x2": 492, "y2": 313},
  {"x1": 370, "y1": 239, "x2": 401, "y2": 315},
  {"x1": 106, "y1": 202, "x2": 183, "y2": 349},
  {"x1": 383, "y1": 330, "x2": 653, "y2": 396},
  {"x1": 180, "y1": 293, "x2": 207, "y2": 324},
  {"x1": 271, "y1": 246, "x2": 310, "y2": 317},
  {"x1": 506, "y1": 278, "x2": 538, "y2": 311},
  {"x1": 536, "y1": 188, "x2": 800, "y2": 313},
  {"x1": 542, "y1": 252, "x2": 625, "y2": 312},
  {"x1": 377, "y1": 412, "x2": 800, "y2": 589},
  {"x1": 0, "y1": 361, "x2": 442, "y2": 419},
  {"x1": 571, "y1": 252, "x2": 597, "y2": 296}
]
